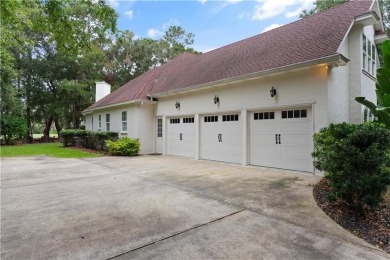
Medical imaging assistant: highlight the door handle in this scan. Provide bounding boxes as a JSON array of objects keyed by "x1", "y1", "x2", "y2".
[
  {"x1": 275, "y1": 134, "x2": 278, "y2": 144},
  {"x1": 180, "y1": 133, "x2": 182, "y2": 140},
  {"x1": 218, "y1": 134, "x2": 222, "y2": 142},
  {"x1": 278, "y1": 134, "x2": 281, "y2": 144}
]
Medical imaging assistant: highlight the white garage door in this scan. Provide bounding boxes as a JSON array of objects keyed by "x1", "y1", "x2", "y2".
[
  {"x1": 250, "y1": 108, "x2": 312, "y2": 172},
  {"x1": 200, "y1": 114, "x2": 241, "y2": 164},
  {"x1": 167, "y1": 117, "x2": 195, "y2": 158}
]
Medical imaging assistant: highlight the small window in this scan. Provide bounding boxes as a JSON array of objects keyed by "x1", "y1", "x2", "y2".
[
  {"x1": 281, "y1": 109, "x2": 307, "y2": 119},
  {"x1": 91, "y1": 116, "x2": 94, "y2": 131},
  {"x1": 121, "y1": 111, "x2": 127, "y2": 132},
  {"x1": 98, "y1": 115, "x2": 102, "y2": 129},
  {"x1": 254, "y1": 112, "x2": 274, "y2": 120},
  {"x1": 183, "y1": 117, "x2": 194, "y2": 123},
  {"x1": 106, "y1": 114, "x2": 110, "y2": 131},
  {"x1": 170, "y1": 118, "x2": 180, "y2": 124},
  {"x1": 157, "y1": 118, "x2": 162, "y2": 137},
  {"x1": 204, "y1": 116, "x2": 218, "y2": 123},
  {"x1": 222, "y1": 114, "x2": 239, "y2": 122}
]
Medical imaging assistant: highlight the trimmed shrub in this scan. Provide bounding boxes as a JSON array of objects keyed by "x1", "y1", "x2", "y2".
[
  {"x1": 313, "y1": 122, "x2": 390, "y2": 211},
  {"x1": 60, "y1": 129, "x2": 118, "y2": 150},
  {"x1": 106, "y1": 138, "x2": 140, "y2": 156}
]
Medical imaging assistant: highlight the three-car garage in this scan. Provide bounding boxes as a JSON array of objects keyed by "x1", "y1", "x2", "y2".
[{"x1": 164, "y1": 107, "x2": 312, "y2": 172}]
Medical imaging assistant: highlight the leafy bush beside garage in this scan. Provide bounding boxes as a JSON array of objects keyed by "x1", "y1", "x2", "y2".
[
  {"x1": 312, "y1": 122, "x2": 390, "y2": 212},
  {"x1": 106, "y1": 138, "x2": 140, "y2": 156},
  {"x1": 61, "y1": 129, "x2": 118, "y2": 150}
]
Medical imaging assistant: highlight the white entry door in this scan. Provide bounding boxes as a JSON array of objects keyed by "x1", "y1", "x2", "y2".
[
  {"x1": 250, "y1": 108, "x2": 312, "y2": 172},
  {"x1": 155, "y1": 117, "x2": 163, "y2": 154},
  {"x1": 200, "y1": 114, "x2": 241, "y2": 164},
  {"x1": 167, "y1": 117, "x2": 195, "y2": 158}
]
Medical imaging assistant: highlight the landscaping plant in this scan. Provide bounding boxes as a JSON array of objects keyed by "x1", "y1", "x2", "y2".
[
  {"x1": 356, "y1": 40, "x2": 390, "y2": 128},
  {"x1": 60, "y1": 129, "x2": 118, "y2": 150},
  {"x1": 312, "y1": 122, "x2": 390, "y2": 212},
  {"x1": 106, "y1": 137, "x2": 140, "y2": 156}
]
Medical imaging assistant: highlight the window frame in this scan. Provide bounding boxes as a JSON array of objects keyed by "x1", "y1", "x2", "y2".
[
  {"x1": 106, "y1": 113, "x2": 110, "y2": 132},
  {"x1": 362, "y1": 33, "x2": 376, "y2": 76},
  {"x1": 121, "y1": 111, "x2": 127, "y2": 132}
]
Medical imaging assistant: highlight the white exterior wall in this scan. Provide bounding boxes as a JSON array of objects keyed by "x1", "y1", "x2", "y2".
[
  {"x1": 86, "y1": 104, "x2": 154, "y2": 154},
  {"x1": 85, "y1": 114, "x2": 93, "y2": 130},
  {"x1": 138, "y1": 103, "x2": 155, "y2": 154},
  {"x1": 348, "y1": 24, "x2": 378, "y2": 123},
  {"x1": 361, "y1": 26, "x2": 378, "y2": 122},
  {"x1": 327, "y1": 38, "x2": 350, "y2": 123},
  {"x1": 156, "y1": 67, "x2": 328, "y2": 132}
]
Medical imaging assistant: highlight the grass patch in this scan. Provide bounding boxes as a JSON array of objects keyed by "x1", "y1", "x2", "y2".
[{"x1": 0, "y1": 143, "x2": 101, "y2": 158}]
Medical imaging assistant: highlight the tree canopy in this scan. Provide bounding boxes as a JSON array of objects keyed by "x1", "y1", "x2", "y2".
[{"x1": 0, "y1": 0, "x2": 200, "y2": 143}]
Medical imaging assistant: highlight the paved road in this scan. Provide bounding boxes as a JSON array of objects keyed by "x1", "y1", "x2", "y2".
[{"x1": 1, "y1": 156, "x2": 388, "y2": 259}]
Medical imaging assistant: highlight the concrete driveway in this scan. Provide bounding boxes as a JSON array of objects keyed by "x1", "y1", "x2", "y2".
[{"x1": 1, "y1": 156, "x2": 388, "y2": 259}]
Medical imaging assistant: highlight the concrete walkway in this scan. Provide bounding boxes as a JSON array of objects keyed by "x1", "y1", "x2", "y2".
[{"x1": 1, "y1": 156, "x2": 388, "y2": 259}]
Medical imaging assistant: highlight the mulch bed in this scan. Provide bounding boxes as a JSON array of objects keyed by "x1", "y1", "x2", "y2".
[
  {"x1": 68, "y1": 146, "x2": 105, "y2": 155},
  {"x1": 313, "y1": 178, "x2": 390, "y2": 253}
]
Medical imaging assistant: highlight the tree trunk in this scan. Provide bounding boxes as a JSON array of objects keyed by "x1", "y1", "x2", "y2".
[
  {"x1": 54, "y1": 119, "x2": 62, "y2": 137},
  {"x1": 42, "y1": 116, "x2": 53, "y2": 142}
]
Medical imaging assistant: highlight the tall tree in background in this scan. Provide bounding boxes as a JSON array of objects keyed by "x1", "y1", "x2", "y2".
[
  {"x1": 1, "y1": 0, "x2": 117, "y2": 141},
  {"x1": 300, "y1": 0, "x2": 349, "y2": 18},
  {"x1": 1, "y1": 0, "x2": 201, "y2": 143},
  {"x1": 104, "y1": 26, "x2": 201, "y2": 89}
]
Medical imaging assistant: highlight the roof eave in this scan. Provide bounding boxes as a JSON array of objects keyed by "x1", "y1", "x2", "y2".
[
  {"x1": 82, "y1": 99, "x2": 156, "y2": 114},
  {"x1": 354, "y1": 12, "x2": 380, "y2": 27},
  {"x1": 375, "y1": 33, "x2": 388, "y2": 45},
  {"x1": 150, "y1": 54, "x2": 349, "y2": 98}
]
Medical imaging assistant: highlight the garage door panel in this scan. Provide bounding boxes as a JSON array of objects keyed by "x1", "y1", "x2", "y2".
[
  {"x1": 167, "y1": 117, "x2": 195, "y2": 158},
  {"x1": 280, "y1": 134, "x2": 308, "y2": 145},
  {"x1": 200, "y1": 114, "x2": 241, "y2": 164},
  {"x1": 280, "y1": 145, "x2": 308, "y2": 157},
  {"x1": 280, "y1": 121, "x2": 308, "y2": 132},
  {"x1": 251, "y1": 133, "x2": 278, "y2": 145},
  {"x1": 250, "y1": 109, "x2": 311, "y2": 172}
]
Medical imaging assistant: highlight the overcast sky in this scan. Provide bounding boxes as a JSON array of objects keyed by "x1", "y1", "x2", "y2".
[{"x1": 107, "y1": 0, "x2": 316, "y2": 53}]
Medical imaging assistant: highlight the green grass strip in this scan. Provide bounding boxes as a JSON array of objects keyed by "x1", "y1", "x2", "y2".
[{"x1": 0, "y1": 143, "x2": 101, "y2": 158}]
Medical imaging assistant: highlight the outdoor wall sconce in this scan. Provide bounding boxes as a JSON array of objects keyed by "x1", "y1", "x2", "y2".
[
  {"x1": 214, "y1": 95, "x2": 220, "y2": 104},
  {"x1": 270, "y1": 87, "x2": 277, "y2": 98},
  {"x1": 326, "y1": 62, "x2": 340, "y2": 70},
  {"x1": 175, "y1": 101, "x2": 180, "y2": 109}
]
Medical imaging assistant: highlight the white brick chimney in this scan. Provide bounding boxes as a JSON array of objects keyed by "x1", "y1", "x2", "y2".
[{"x1": 95, "y1": 82, "x2": 111, "y2": 102}]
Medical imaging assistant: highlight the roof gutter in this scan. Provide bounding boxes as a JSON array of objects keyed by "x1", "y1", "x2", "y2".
[
  {"x1": 82, "y1": 99, "x2": 156, "y2": 114},
  {"x1": 150, "y1": 54, "x2": 349, "y2": 98}
]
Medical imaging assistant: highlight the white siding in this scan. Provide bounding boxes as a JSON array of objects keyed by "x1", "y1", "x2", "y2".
[
  {"x1": 138, "y1": 103, "x2": 155, "y2": 154},
  {"x1": 328, "y1": 37, "x2": 350, "y2": 123},
  {"x1": 156, "y1": 67, "x2": 328, "y2": 132}
]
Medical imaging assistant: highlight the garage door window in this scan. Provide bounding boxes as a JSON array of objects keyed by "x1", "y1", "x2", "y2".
[
  {"x1": 204, "y1": 116, "x2": 218, "y2": 122},
  {"x1": 183, "y1": 117, "x2": 194, "y2": 123},
  {"x1": 170, "y1": 118, "x2": 180, "y2": 124},
  {"x1": 254, "y1": 112, "x2": 274, "y2": 120},
  {"x1": 282, "y1": 109, "x2": 307, "y2": 119},
  {"x1": 222, "y1": 114, "x2": 239, "y2": 121}
]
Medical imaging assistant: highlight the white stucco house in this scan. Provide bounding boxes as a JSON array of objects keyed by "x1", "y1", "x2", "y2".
[{"x1": 83, "y1": 0, "x2": 387, "y2": 173}]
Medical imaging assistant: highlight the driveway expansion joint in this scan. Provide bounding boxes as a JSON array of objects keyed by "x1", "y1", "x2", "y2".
[{"x1": 107, "y1": 209, "x2": 246, "y2": 260}]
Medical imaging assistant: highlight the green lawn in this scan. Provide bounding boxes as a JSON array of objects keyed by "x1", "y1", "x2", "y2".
[{"x1": 0, "y1": 143, "x2": 101, "y2": 158}]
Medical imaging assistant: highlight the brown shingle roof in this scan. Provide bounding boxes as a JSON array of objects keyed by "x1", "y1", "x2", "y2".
[{"x1": 85, "y1": 0, "x2": 373, "y2": 111}]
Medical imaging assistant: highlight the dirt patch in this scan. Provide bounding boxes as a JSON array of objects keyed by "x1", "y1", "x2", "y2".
[{"x1": 313, "y1": 178, "x2": 390, "y2": 253}]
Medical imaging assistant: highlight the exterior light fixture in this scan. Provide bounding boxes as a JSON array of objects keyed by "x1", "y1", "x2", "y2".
[
  {"x1": 326, "y1": 62, "x2": 340, "y2": 69},
  {"x1": 214, "y1": 95, "x2": 220, "y2": 104},
  {"x1": 270, "y1": 87, "x2": 277, "y2": 98},
  {"x1": 175, "y1": 101, "x2": 180, "y2": 109}
]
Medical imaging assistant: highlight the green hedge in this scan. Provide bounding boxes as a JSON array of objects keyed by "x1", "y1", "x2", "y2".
[
  {"x1": 313, "y1": 122, "x2": 390, "y2": 212},
  {"x1": 61, "y1": 129, "x2": 118, "y2": 151},
  {"x1": 106, "y1": 138, "x2": 140, "y2": 156}
]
